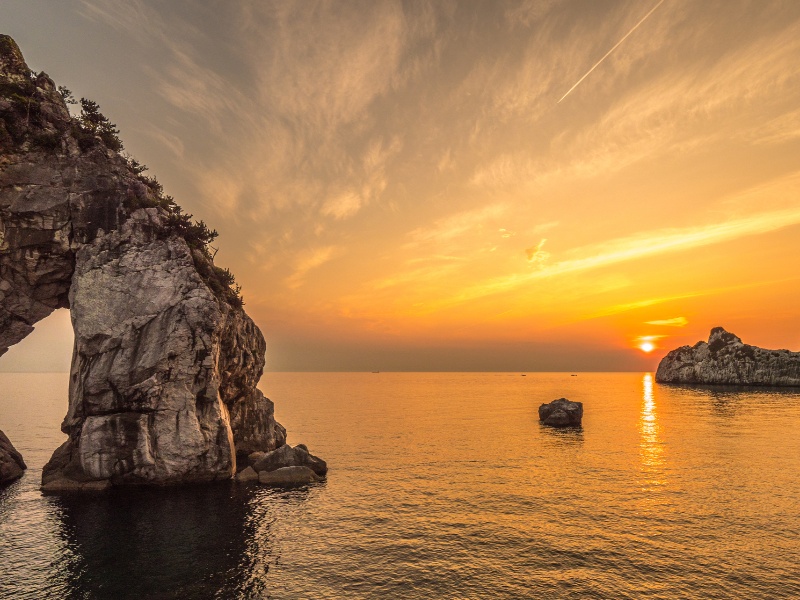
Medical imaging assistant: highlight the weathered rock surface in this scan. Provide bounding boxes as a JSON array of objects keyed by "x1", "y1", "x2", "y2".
[
  {"x1": 237, "y1": 444, "x2": 326, "y2": 486},
  {"x1": 252, "y1": 443, "x2": 328, "y2": 477},
  {"x1": 0, "y1": 428, "x2": 26, "y2": 486},
  {"x1": 0, "y1": 35, "x2": 321, "y2": 489},
  {"x1": 656, "y1": 327, "x2": 800, "y2": 386},
  {"x1": 258, "y1": 466, "x2": 320, "y2": 486},
  {"x1": 235, "y1": 466, "x2": 259, "y2": 483},
  {"x1": 41, "y1": 476, "x2": 112, "y2": 494},
  {"x1": 539, "y1": 398, "x2": 583, "y2": 427}
]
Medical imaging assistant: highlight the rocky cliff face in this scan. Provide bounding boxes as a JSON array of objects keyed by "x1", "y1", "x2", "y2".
[
  {"x1": 1, "y1": 35, "x2": 297, "y2": 490},
  {"x1": 655, "y1": 327, "x2": 800, "y2": 386},
  {"x1": 0, "y1": 428, "x2": 26, "y2": 487}
]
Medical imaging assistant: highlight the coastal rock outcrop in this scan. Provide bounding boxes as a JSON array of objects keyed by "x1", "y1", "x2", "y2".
[
  {"x1": 539, "y1": 398, "x2": 583, "y2": 427},
  {"x1": 655, "y1": 327, "x2": 800, "y2": 386},
  {"x1": 0, "y1": 35, "x2": 319, "y2": 489},
  {"x1": 0, "y1": 429, "x2": 26, "y2": 486},
  {"x1": 236, "y1": 443, "x2": 327, "y2": 486}
]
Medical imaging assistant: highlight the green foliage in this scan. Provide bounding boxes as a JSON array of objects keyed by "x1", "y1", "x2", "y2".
[
  {"x1": 190, "y1": 250, "x2": 245, "y2": 308},
  {"x1": 57, "y1": 86, "x2": 76, "y2": 105},
  {"x1": 31, "y1": 131, "x2": 61, "y2": 151},
  {"x1": 78, "y1": 97, "x2": 123, "y2": 152},
  {"x1": 0, "y1": 69, "x2": 244, "y2": 307},
  {"x1": 0, "y1": 79, "x2": 40, "y2": 145},
  {"x1": 0, "y1": 78, "x2": 34, "y2": 100},
  {"x1": 123, "y1": 155, "x2": 148, "y2": 174},
  {"x1": 164, "y1": 209, "x2": 219, "y2": 252},
  {"x1": 121, "y1": 170, "x2": 243, "y2": 307}
]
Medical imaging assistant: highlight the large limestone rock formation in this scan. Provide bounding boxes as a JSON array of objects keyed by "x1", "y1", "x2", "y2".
[
  {"x1": 656, "y1": 327, "x2": 800, "y2": 386},
  {"x1": 0, "y1": 429, "x2": 26, "y2": 486},
  {"x1": 0, "y1": 35, "x2": 308, "y2": 490}
]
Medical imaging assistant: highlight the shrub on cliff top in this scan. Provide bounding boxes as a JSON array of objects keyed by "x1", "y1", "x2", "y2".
[{"x1": 78, "y1": 98, "x2": 122, "y2": 152}]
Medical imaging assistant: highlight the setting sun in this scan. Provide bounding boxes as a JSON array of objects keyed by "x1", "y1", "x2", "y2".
[{"x1": 640, "y1": 342, "x2": 655, "y2": 353}]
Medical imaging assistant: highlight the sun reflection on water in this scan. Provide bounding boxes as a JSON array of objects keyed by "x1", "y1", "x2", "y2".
[{"x1": 639, "y1": 373, "x2": 665, "y2": 488}]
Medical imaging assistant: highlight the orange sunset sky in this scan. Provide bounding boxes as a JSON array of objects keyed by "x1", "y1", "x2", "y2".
[{"x1": 1, "y1": 0, "x2": 799, "y2": 371}]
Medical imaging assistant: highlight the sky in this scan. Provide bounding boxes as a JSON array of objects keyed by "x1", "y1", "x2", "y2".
[{"x1": 1, "y1": 0, "x2": 799, "y2": 372}]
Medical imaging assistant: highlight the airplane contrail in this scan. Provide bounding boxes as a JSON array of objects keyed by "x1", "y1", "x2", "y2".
[{"x1": 558, "y1": 0, "x2": 666, "y2": 103}]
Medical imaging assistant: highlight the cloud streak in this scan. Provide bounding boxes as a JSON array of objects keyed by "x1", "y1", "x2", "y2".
[
  {"x1": 440, "y1": 205, "x2": 800, "y2": 306},
  {"x1": 646, "y1": 317, "x2": 688, "y2": 327}
]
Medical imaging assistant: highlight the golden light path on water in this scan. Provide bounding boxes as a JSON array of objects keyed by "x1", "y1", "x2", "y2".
[{"x1": 639, "y1": 373, "x2": 665, "y2": 491}]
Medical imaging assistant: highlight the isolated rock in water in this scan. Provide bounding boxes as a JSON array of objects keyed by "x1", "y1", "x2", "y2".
[
  {"x1": 258, "y1": 466, "x2": 320, "y2": 486},
  {"x1": 0, "y1": 429, "x2": 26, "y2": 486},
  {"x1": 252, "y1": 444, "x2": 328, "y2": 476},
  {"x1": 0, "y1": 35, "x2": 321, "y2": 489},
  {"x1": 539, "y1": 398, "x2": 583, "y2": 427},
  {"x1": 655, "y1": 327, "x2": 800, "y2": 386}
]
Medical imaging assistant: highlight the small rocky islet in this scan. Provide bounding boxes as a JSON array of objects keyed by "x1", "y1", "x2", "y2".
[
  {"x1": 539, "y1": 398, "x2": 583, "y2": 427},
  {"x1": 0, "y1": 35, "x2": 324, "y2": 492},
  {"x1": 656, "y1": 327, "x2": 800, "y2": 386},
  {"x1": 536, "y1": 327, "x2": 799, "y2": 428}
]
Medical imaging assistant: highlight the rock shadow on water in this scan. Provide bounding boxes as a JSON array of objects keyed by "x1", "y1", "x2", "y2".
[
  {"x1": 658, "y1": 382, "x2": 800, "y2": 418},
  {"x1": 538, "y1": 423, "x2": 585, "y2": 446},
  {"x1": 47, "y1": 481, "x2": 316, "y2": 599}
]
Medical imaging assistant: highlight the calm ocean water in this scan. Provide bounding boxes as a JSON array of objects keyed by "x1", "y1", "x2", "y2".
[{"x1": 1, "y1": 371, "x2": 799, "y2": 599}]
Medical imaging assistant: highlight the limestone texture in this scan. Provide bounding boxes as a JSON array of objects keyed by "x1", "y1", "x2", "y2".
[
  {"x1": 655, "y1": 327, "x2": 800, "y2": 386},
  {"x1": 258, "y1": 466, "x2": 320, "y2": 486},
  {"x1": 235, "y1": 466, "x2": 259, "y2": 483},
  {"x1": 251, "y1": 443, "x2": 328, "y2": 477},
  {"x1": 236, "y1": 443, "x2": 327, "y2": 486},
  {"x1": 0, "y1": 35, "x2": 321, "y2": 489},
  {"x1": 0, "y1": 428, "x2": 26, "y2": 486},
  {"x1": 539, "y1": 398, "x2": 583, "y2": 427}
]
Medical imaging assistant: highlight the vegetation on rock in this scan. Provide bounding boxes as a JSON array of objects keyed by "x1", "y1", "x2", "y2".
[{"x1": 0, "y1": 43, "x2": 244, "y2": 308}]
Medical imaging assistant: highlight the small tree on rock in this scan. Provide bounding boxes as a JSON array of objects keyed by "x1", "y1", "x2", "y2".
[{"x1": 79, "y1": 98, "x2": 122, "y2": 151}]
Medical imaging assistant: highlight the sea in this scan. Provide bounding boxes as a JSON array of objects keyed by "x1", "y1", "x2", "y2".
[{"x1": 1, "y1": 371, "x2": 799, "y2": 599}]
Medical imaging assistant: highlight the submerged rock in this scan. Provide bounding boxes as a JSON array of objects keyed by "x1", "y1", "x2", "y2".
[
  {"x1": 258, "y1": 466, "x2": 320, "y2": 486},
  {"x1": 539, "y1": 398, "x2": 583, "y2": 427},
  {"x1": 0, "y1": 35, "x2": 324, "y2": 490},
  {"x1": 0, "y1": 429, "x2": 26, "y2": 486},
  {"x1": 656, "y1": 327, "x2": 800, "y2": 386}
]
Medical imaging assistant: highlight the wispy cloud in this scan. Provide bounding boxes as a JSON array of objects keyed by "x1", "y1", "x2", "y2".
[
  {"x1": 525, "y1": 239, "x2": 549, "y2": 266},
  {"x1": 438, "y1": 206, "x2": 800, "y2": 306},
  {"x1": 646, "y1": 317, "x2": 688, "y2": 327},
  {"x1": 67, "y1": 0, "x2": 800, "y2": 362},
  {"x1": 285, "y1": 246, "x2": 338, "y2": 290},
  {"x1": 581, "y1": 276, "x2": 800, "y2": 321},
  {"x1": 405, "y1": 203, "x2": 508, "y2": 248}
]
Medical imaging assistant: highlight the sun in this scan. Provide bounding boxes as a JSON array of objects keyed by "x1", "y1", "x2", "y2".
[{"x1": 639, "y1": 342, "x2": 655, "y2": 353}]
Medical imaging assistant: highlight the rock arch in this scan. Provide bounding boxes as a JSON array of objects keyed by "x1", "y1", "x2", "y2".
[{"x1": 1, "y1": 36, "x2": 286, "y2": 490}]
